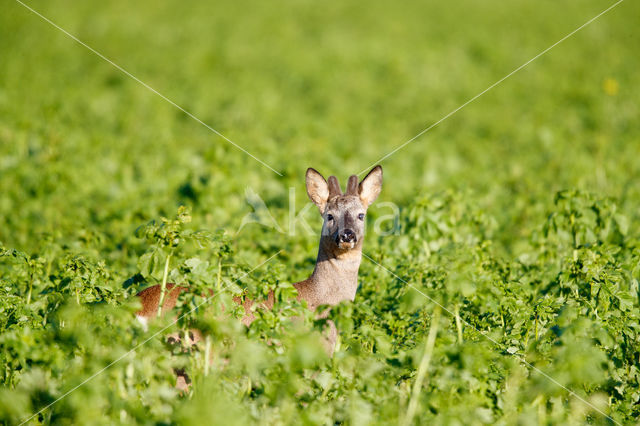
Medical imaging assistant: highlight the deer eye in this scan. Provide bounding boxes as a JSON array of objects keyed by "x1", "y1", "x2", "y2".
[
  {"x1": 327, "y1": 214, "x2": 334, "y2": 221},
  {"x1": 358, "y1": 213, "x2": 365, "y2": 220}
]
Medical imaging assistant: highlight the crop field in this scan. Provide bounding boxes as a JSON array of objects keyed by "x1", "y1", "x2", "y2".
[{"x1": 1, "y1": 0, "x2": 640, "y2": 424}]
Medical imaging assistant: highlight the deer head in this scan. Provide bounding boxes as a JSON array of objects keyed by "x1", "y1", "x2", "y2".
[{"x1": 305, "y1": 165, "x2": 383, "y2": 257}]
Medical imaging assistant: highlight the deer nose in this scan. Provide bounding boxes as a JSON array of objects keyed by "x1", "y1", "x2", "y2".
[{"x1": 338, "y1": 229, "x2": 356, "y2": 243}]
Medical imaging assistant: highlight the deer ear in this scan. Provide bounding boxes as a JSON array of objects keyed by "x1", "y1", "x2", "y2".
[
  {"x1": 306, "y1": 168, "x2": 330, "y2": 213},
  {"x1": 358, "y1": 165, "x2": 383, "y2": 207}
]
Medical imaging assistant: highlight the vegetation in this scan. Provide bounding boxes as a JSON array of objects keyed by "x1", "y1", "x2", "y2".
[{"x1": 1, "y1": 0, "x2": 639, "y2": 424}]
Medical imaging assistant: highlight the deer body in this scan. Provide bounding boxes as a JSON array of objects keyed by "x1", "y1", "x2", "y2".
[{"x1": 136, "y1": 166, "x2": 382, "y2": 357}]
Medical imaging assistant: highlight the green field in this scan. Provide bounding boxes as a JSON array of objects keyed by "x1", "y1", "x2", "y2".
[{"x1": 1, "y1": 0, "x2": 639, "y2": 424}]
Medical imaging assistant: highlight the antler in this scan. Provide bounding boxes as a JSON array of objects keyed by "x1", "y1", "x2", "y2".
[
  {"x1": 345, "y1": 175, "x2": 359, "y2": 196},
  {"x1": 327, "y1": 176, "x2": 342, "y2": 199}
]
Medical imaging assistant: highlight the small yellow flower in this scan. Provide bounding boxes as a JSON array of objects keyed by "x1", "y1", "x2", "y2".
[{"x1": 603, "y1": 78, "x2": 619, "y2": 96}]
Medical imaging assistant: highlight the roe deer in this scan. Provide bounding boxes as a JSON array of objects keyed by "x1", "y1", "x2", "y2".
[{"x1": 136, "y1": 165, "x2": 382, "y2": 360}]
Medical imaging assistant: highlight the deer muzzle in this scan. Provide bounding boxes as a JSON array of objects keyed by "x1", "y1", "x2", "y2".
[{"x1": 336, "y1": 229, "x2": 356, "y2": 248}]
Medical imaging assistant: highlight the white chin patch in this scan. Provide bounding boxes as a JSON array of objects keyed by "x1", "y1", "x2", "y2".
[{"x1": 338, "y1": 241, "x2": 355, "y2": 250}]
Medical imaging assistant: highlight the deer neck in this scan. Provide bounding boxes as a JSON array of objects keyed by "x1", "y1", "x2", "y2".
[{"x1": 296, "y1": 238, "x2": 362, "y2": 309}]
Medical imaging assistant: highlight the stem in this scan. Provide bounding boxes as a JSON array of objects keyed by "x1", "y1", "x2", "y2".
[
  {"x1": 537, "y1": 398, "x2": 545, "y2": 426},
  {"x1": 216, "y1": 257, "x2": 222, "y2": 291},
  {"x1": 26, "y1": 272, "x2": 33, "y2": 305},
  {"x1": 157, "y1": 251, "x2": 172, "y2": 318},
  {"x1": 401, "y1": 305, "x2": 441, "y2": 426},
  {"x1": 532, "y1": 394, "x2": 545, "y2": 426},
  {"x1": 454, "y1": 305, "x2": 463, "y2": 343},
  {"x1": 204, "y1": 335, "x2": 211, "y2": 377}
]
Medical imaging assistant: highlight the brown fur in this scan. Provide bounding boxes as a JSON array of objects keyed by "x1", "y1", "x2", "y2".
[
  {"x1": 136, "y1": 284, "x2": 186, "y2": 318},
  {"x1": 135, "y1": 284, "x2": 273, "y2": 329}
]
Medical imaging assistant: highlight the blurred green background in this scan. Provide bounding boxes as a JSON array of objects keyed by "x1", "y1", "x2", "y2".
[
  {"x1": 1, "y1": 0, "x2": 639, "y2": 424},
  {"x1": 2, "y1": 0, "x2": 638, "y2": 258}
]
